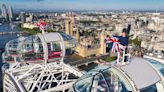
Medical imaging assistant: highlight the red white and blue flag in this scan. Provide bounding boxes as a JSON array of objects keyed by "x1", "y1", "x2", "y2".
[
  {"x1": 105, "y1": 36, "x2": 126, "y2": 64},
  {"x1": 105, "y1": 36, "x2": 126, "y2": 53},
  {"x1": 36, "y1": 21, "x2": 47, "y2": 31}
]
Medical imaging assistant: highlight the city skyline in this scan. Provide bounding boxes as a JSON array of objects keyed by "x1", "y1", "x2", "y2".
[{"x1": 1, "y1": 0, "x2": 164, "y2": 11}]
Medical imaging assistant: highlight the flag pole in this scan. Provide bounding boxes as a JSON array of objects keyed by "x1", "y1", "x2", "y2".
[{"x1": 42, "y1": 29, "x2": 45, "y2": 34}]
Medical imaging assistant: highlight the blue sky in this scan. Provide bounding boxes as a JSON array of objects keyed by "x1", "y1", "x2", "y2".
[{"x1": 2, "y1": 0, "x2": 164, "y2": 10}]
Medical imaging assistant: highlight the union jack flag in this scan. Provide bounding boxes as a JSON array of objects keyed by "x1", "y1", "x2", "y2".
[
  {"x1": 105, "y1": 35, "x2": 127, "y2": 64},
  {"x1": 36, "y1": 21, "x2": 47, "y2": 31},
  {"x1": 105, "y1": 36, "x2": 126, "y2": 53}
]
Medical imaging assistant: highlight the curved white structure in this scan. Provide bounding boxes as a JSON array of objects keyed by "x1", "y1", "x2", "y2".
[{"x1": 71, "y1": 57, "x2": 164, "y2": 92}]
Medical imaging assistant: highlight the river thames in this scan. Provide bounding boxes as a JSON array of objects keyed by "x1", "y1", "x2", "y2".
[{"x1": 0, "y1": 23, "x2": 20, "y2": 90}]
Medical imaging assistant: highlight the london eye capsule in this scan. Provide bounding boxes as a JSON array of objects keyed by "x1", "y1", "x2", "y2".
[
  {"x1": 18, "y1": 33, "x2": 66, "y2": 62},
  {"x1": 2, "y1": 32, "x2": 76, "y2": 63},
  {"x1": 71, "y1": 57, "x2": 164, "y2": 92}
]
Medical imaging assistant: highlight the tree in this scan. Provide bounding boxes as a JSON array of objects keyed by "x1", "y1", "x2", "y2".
[
  {"x1": 128, "y1": 38, "x2": 141, "y2": 46},
  {"x1": 104, "y1": 56, "x2": 117, "y2": 62}
]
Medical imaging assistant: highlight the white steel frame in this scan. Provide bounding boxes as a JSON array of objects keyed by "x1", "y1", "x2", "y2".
[{"x1": 3, "y1": 33, "x2": 83, "y2": 92}]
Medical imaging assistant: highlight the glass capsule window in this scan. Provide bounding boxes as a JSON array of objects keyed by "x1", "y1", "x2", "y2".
[
  {"x1": 74, "y1": 74, "x2": 93, "y2": 92},
  {"x1": 59, "y1": 32, "x2": 76, "y2": 49},
  {"x1": 73, "y1": 67, "x2": 132, "y2": 92},
  {"x1": 5, "y1": 39, "x2": 19, "y2": 55},
  {"x1": 140, "y1": 84, "x2": 157, "y2": 92},
  {"x1": 2, "y1": 52, "x2": 15, "y2": 62},
  {"x1": 19, "y1": 36, "x2": 44, "y2": 62},
  {"x1": 146, "y1": 58, "x2": 164, "y2": 77},
  {"x1": 47, "y1": 41, "x2": 62, "y2": 59},
  {"x1": 103, "y1": 70, "x2": 132, "y2": 92},
  {"x1": 60, "y1": 32, "x2": 73, "y2": 41},
  {"x1": 91, "y1": 73, "x2": 109, "y2": 92}
]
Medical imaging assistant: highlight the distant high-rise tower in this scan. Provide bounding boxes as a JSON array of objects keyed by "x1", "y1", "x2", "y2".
[
  {"x1": 8, "y1": 5, "x2": 13, "y2": 22},
  {"x1": 20, "y1": 12, "x2": 26, "y2": 23},
  {"x1": 1, "y1": 4, "x2": 8, "y2": 21}
]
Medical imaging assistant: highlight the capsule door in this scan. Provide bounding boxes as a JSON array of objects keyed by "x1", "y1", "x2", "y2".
[{"x1": 47, "y1": 41, "x2": 62, "y2": 62}]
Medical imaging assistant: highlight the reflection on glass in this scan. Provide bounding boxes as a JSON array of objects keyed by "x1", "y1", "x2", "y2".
[
  {"x1": 2, "y1": 52, "x2": 14, "y2": 62},
  {"x1": 140, "y1": 84, "x2": 157, "y2": 92},
  {"x1": 5, "y1": 39, "x2": 19, "y2": 55},
  {"x1": 74, "y1": 75, "x2": 93, "y2": 92},
  {"x1": 73, "y1": 67, "x2": 132, "y2": 92},
  {"x1": 146, "y1": 59, "x2": 164, "y2": 76},
  {"x1": 92, "y1": 73, "x2": 109, "y2": 92},
  {"x1": 48, "y1": 41, "x2": 61, "y2": 59},
  {"x1": 59, "y1": 32, "x2": 76, "y2": 49},
  {"x1": 18, "y1": 36, "x2": 44, "y2": 61}
]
